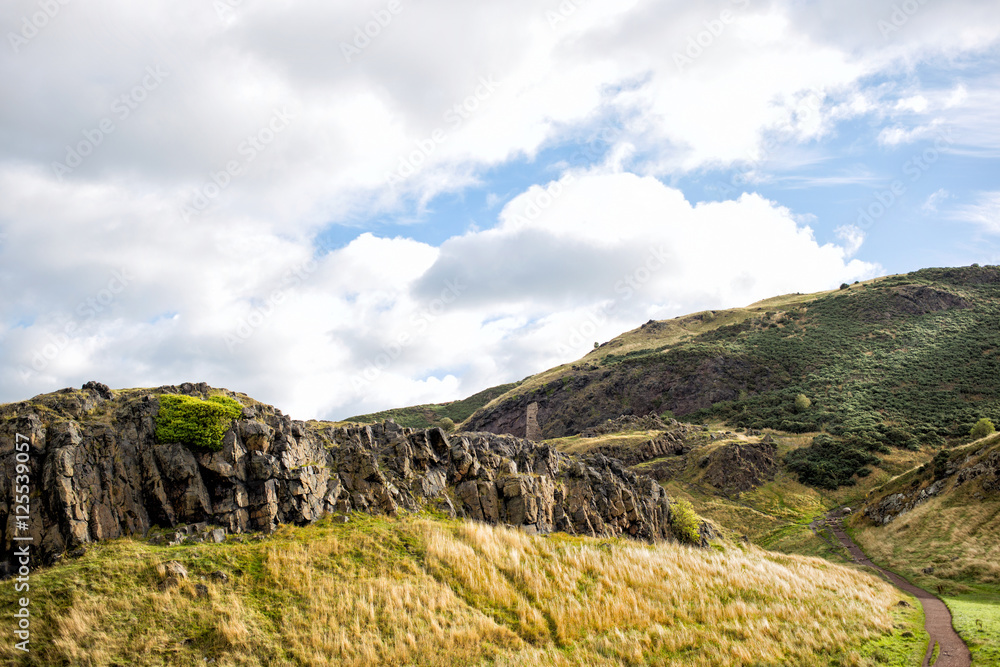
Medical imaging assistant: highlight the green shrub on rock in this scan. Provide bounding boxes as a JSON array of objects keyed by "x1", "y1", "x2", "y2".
[{"x1": 155, "y1": 394, "x2": 243, "y2": 452}]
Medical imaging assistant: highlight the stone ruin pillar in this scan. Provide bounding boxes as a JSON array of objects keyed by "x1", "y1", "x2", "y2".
[{"x1": 525, "y1": 402, "x2": 541, "y2": 441}]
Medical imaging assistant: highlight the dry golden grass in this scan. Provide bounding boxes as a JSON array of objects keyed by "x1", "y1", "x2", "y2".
[
  {"x1": 435, "y1": 521, "x2": 905, "y2": 666},
  {"x1": 0, "y1": 513, "x2": 914, "y2": 666}
]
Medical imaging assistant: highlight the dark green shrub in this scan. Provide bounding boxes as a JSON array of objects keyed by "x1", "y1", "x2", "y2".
[
  {"x1": 882, "y1": 426, "x2": 917, "y2": 449},
  {"x1": 155, "y1": 394, "x2": 243, "y2": 452},
  {"x1": 932, "y1": 450, "x2": 950, "y2": 480},
  {"x1": 785, "y1": 434, "x2": 881, "y2": 489}
]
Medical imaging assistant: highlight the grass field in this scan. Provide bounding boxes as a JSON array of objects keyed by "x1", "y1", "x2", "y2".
[
  {"x1": 944, "y1": 593, "x2": 1000, "y2": 666},
  {"x1": 0, "y1": 512, "x2": 924, "y2": 666}
]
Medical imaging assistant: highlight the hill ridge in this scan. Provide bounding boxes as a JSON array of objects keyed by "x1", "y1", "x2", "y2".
[{"x1": 461, "y1": 265, "x2": 1000, "y2": 447}]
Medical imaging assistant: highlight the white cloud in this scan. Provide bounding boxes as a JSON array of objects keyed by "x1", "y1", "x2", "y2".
[
  {"x1": 922, "y1": 188, "x2": 950, "y2": 214},
  {"x1": 1, "y1": 0, "x2": 998, "y2": 418},
  {"x1": 951, "y1": 191, "x2": 1000, "y2": 234},
  {"x1": 877, "y1": 118, "x2": 945, "y2": 146},
  {"x1": 834, "y1": 225, "x2": 866, "y2": 257},
  {"x1": 0, "y1": 166, "x2": 878, "y2": 419},
  {"x1": 895, "y1": 95, "x2": 929, "y2": 113},
  {"x1": 945, "y1": 85, "x2": 969, "y2": 109}
]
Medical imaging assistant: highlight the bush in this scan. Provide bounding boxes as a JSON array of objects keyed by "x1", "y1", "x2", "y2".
[
  {"x1": 882, "y1": 426, "x2": 917, "y2": 449},
  {"x1": 785, "y1": 434, "x2": 881, "y2": 489},
  {"x1": 970, "y1": 418, "x2": 996, "y2": 439},
  {"x1": 438, "y1": 417, "x2": 456, "y2": 432},
  {"x1": 932, "y1": 450, "x2": 950, "y2": 480},
  {"x1": 670, "y1": 500, "x2": 702, "y2": 545},
  {"x1": 840, "y1": 283, "x2": 850, "y2": 290},
  {"x1": 794, "y1": 394, "x2": 811, "y2": 413},
  {"x1": 155, "y1": 394, "x2": 243, "y2": 452}
]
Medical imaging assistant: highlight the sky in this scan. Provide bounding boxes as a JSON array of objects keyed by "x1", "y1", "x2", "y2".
[{"x1": 1, "y1": 0, "x2": 999, "y2": 420}]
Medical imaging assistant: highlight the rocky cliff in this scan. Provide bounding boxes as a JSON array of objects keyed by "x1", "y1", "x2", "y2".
[{"x1": 0, "y1": 382, "x2": 681, "y2": 571}]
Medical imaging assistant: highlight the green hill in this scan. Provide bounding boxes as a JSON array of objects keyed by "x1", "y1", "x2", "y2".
[{"x1": 465, "y1": 266, "x2": 1000, "y2": 451}]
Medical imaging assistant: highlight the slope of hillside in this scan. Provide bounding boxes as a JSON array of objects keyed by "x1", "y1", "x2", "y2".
[
  {"x1": 849, "y1": 433, "x2": 1000, "y2": 664},
  {"x1": 0, "y1": 512, "x2": 926, "y2": 667},
  {"x1": 344, "y1": 382, "x2": 522, "y2": 429},
  {"x1": 542, "y1": 418, "x2": 930, "y2": 560},
  {"x1": 464, "y1": 266, "x2": 1000, "y2": 447}
]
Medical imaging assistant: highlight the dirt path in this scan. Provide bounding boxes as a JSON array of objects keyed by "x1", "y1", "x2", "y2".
[{"x1": 819, "y1": 510, "x2": 971, "y2": 667}]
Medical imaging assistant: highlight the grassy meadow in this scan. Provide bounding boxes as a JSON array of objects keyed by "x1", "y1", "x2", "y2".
[{"x1": 0, "y1": 512, "x2": 925, "y2": 666}]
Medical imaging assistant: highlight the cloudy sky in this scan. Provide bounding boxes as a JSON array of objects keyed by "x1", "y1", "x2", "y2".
[{"x1": 2, "y1": 0, "x2": 999, "y2": 420}]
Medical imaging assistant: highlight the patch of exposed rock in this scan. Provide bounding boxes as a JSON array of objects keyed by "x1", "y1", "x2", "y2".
[
  {"x1": 582, "y1": 413, "x2": 672, "y2": 437},
  {"x1": 863, "y1": 479, "x2": 948, "y2": 525},
  {"x1": 955, "y1": 448, "x2": 1000, "y2": 493},
  {"x1": 583, "y1": 431, "x2": 694, "y2": 467},
  {"x1": 850, "y1": 285, "x2": 971, "y2": 323},
  {"x1": 701, "y1": 442, "x2": 778, "y2": 497},
  {"x1": 864, "y1": 443, "x2": 999, "y2": 525},
  {"x1": 0, "y1": 383, "x2": 681, "y2": 572}
]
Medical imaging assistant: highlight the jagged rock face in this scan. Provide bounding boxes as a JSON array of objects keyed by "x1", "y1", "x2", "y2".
[
  {"x1": 579, "y1": 431, "x2": 695, "y2": 468},
  {"x1": 955, "y1": 448, "x2": 1000, "y2": 492},
  {"x1": 0, "y1": 384, "x2": 677, "y2": 569}
]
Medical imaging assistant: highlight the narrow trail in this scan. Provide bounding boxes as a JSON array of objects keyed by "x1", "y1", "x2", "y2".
[{"x1": 818, "y1": 510, "x2": 971, "y2": 667}]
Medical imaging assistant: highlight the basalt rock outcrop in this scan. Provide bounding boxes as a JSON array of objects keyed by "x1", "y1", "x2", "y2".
[
  {"x1": 0, "y1": 383, "x2": 679, "y2": 571},
  {"x1": 955, "y1": 447, "x2": 1000, "y2": 493},
  {"x1": 701, "y1": 441, "x2": 778, "y2": 497}
]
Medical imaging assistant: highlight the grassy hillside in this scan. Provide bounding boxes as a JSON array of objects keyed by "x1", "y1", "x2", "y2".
[
  {"x1": 849, "y1": 433, "x2": 1000, "y2": 664},
  {"x1": 472, "y1": 287, "x2": 854, "y2": 408},
  {"x1": 0, "y1": 512, "x2": 925, "y2": 666},
  {"x1": 466, "y1": 266, "x2": 1000, "y2": 448},
  {"x1": 344, "y1": 382, "x2": 521, "y2": 429}
]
